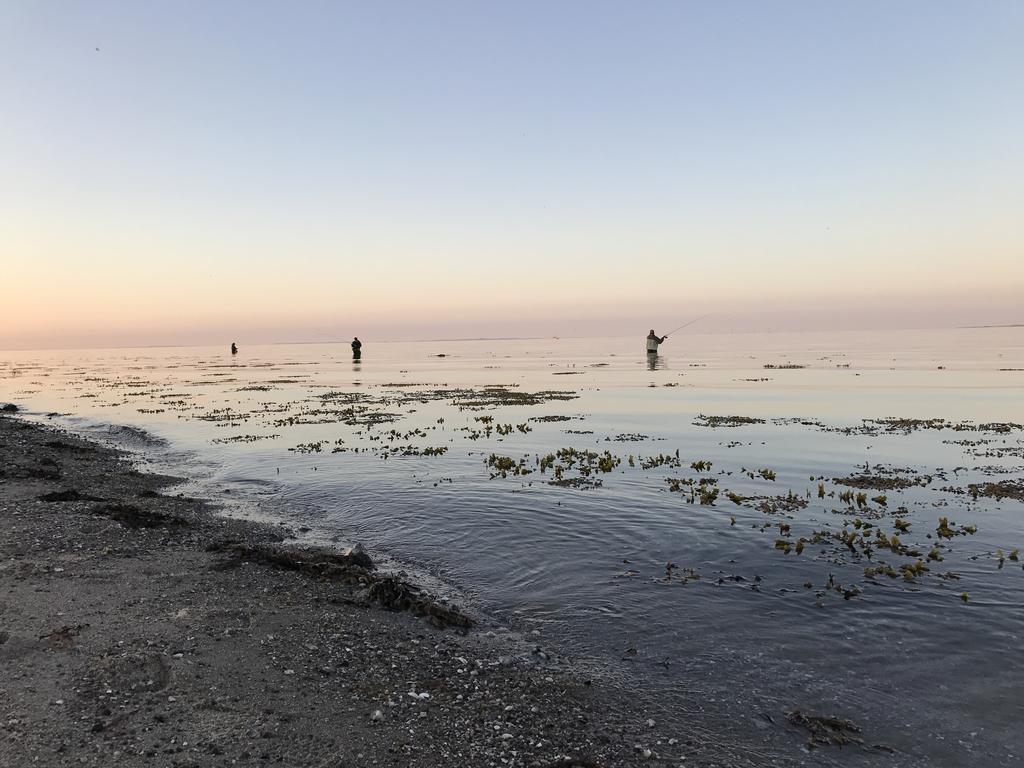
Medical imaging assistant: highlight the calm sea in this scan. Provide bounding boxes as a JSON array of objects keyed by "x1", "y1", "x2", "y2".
[{"x1": 3, "y1": 327, "x2": 1022, "y2": 766}]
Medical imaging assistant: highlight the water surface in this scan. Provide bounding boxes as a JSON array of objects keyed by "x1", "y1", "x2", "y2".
[{"x1": 2, "y1": 328, "x2": 1022, "y2": 766}]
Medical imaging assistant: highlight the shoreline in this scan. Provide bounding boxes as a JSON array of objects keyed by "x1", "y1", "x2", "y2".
[{"x1": 0, "y1": 412, "x2": 719, "y2": 767}]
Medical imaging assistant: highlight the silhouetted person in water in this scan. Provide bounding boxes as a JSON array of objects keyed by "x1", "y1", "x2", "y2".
[
  {"x1": 351, "y1": 336, "x2": 362, "y2": 359},
  {"x1": 230, "y1": 342, "x2": 238, "y2": 355},
  {"x1": 646, "y1": 329, "x2": 667, "y2": 354}
]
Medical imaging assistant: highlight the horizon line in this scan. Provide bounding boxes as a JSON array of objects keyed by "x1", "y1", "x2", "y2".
[{"x1": 3, "y1": 320, "x2": 1022, "y2": 354}]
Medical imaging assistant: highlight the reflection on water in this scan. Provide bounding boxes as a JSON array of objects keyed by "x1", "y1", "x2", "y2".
[{"x1": 1, "y1": 328, "x2": 1022, "y2": 767}]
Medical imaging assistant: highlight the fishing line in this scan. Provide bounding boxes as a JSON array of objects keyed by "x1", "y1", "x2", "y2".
[{"x1": 665, "y1": 314, "x2": 711, "y2": 336}]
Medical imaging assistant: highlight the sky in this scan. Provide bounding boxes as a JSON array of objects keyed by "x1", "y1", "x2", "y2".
[{"x1": 2, "y1": 1, "x2": 1022, "y2": 349}]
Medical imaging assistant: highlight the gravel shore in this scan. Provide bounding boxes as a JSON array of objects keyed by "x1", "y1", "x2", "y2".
[{"x1": 0, "y1": 412, "x2": 709, "y2": 767}]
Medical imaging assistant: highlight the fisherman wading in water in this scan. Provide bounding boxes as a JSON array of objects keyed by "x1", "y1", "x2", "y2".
[{"x1": 646, "y1": 329, "x2": 667, "y2": 355}]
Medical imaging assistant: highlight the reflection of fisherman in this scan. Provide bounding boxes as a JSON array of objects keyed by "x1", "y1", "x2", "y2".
[
  {"x1": 646, "y1": 329, "x2": 667, "y2": 354},
  {"x1": 351, "y1": 336, "x2": 362, "y2": 358},
  {"x1": 230, "y1": 342, "x2": 238, "y2": 355}
]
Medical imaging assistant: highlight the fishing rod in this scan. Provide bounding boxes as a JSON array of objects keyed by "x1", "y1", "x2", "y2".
[{"x1": 665, "y1": 314, "x2": 711, "y2": 336}]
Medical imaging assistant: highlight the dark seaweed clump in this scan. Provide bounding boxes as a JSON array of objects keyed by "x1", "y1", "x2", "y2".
[
  {"x1": 693, "y1": 414, "x2": 766, "y2": 428},
  {"x1": 967, "y1": 480, "x2": 1024, "y2": 502},
  {"x1": 833, "y1": 471, "x2": 931, "y2": 491}
]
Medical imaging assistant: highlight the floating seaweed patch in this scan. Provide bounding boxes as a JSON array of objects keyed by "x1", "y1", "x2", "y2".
[
  {"x1": 452, "y1": 386, "x2": 579, "y2": 409},
  {"x1": 665, "y1": 477, "x2": 718, "y2": 504},
  {"x1": 965, "y1": 421, "x2": 1024, "y2": 433},
  {"x1": 396, "y1": 446, "x2": 448, "y2": 457},
  {"x1": 833, "y1": 470, "x2": 931, "y2": 490},
  {"x1": 485, "y1": 453, "x2": 532, "y2": 478},
  {"x1": 936, "y1": 516, "x2": 978, "y2": 539},
  {"x1": 966, "y1": 480, "x2": 1024, "y2": 502},
  {"x1": 771, "y1": 417, "x2": 828, "y2": 428},
  {"x1": 549, "y1": 476, "x2": 603, "y2": 489},
  {"x1": 639, "y1": 450, "x2": 681, "y2": 469},
  {"x1": 697, "y1": 484, "x2": 719, "y2": 505},
  {"x1": 608, "y1": 433, "x2": 651, "y2": 442},
  {"x1": 661, "y1": 564, "x2": 699, "y2": 585},
  {"x1": 195, "y1": 408, "x2": 251, "y2": 424},
  {"x1": 756, "y1": 491, "x2": 807, "y2": 514},
  {"x1": 900, "y1": 559, "x2": 929, "y2": 581},
  {"x1": 212, "y1": 433, "x2": 281, "y2": 444},
  {"x1": 551, "y1": 447, "x2": 620, "y2": 474},
  {"x1": 665, "y1": 477, "x2": 693, "y2": 492},
  {"x1": 693, "y1": 414, "x2": 766, "y2": 428},
  {"x1": 876, "y1": 417, "x2": 947, "y2": 432},
  {"x1": 289, "y1": 441, "x2": 325, "y2": 453}
]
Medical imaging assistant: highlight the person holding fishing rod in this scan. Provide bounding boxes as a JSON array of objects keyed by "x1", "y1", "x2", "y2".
[
  {"x1": 646, "y1": 329, "x2": 668, "y2": 354},
  {"x1": 647, "y1": 314, "x2": 711, "y2": 355}
]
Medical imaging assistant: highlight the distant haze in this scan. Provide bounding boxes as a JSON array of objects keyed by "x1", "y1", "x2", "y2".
[{"x1": 2, "y1": 2, "x2": 1022, "y2": 350}]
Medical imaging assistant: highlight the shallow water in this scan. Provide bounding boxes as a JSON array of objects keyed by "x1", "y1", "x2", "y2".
[{"x1": 2, "y1": 328, "x2": 1023, "y2": 766}]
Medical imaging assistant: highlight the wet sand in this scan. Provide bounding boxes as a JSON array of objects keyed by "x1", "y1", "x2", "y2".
[{"x1": 0, "y1": 412, "x2": 730, "y2": 767}]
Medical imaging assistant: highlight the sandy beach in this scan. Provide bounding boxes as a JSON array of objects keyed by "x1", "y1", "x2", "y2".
[{"x1": 0, "y1": 411, "x2": 700, "y2": 767}]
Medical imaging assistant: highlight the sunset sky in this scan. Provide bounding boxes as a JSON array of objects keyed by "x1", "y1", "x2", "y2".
[{"x1": 3, "y1": 2, "x2": 1022, "y2": 349}]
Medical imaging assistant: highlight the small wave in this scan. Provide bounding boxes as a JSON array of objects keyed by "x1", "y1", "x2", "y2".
[{"x1": 101, "y1": 423, "x2": 170, "y2": 447}]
